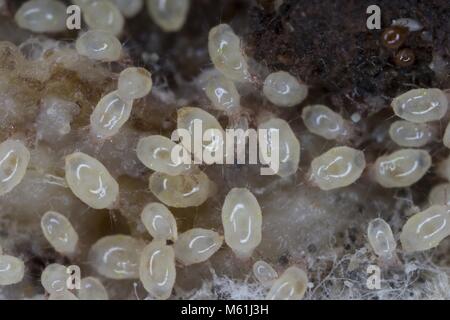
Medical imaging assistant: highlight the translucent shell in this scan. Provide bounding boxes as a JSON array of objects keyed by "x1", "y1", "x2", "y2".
[
  {"x1": 391, "y1": 88, "x2": 448, "y2": 123},
  {"x1": 88, "y1": 235, "x2": 144, "y2": 279},
  {"x1": 15, "y1": 0, "x2": 67, "y2": 33},
  {"x1": 443, "y1": 122, "x2": 450, "y2": 149},
  {"x1": 374, "y1": 149, "x2": 431, "y2": 188},
  {"x1": 146, "y1": 0, "x2": 190, "y2": 32},
  {"x1": 389, "y1": 121, "x2": 434, "y2": 147},
  {"x1": 258, "y1": 118, "x2": 300, "y2": 177},
  {"x1": 205, "y1": 75, "x2": 240, "y2": 112},
  {"x1": 253, "y1": 260, "x2": 278, "y2": 286},
  {"x1": 139, "y1": 240, "x2": 176, "y2": 300},
  {"x1": 367, "y1": 218, "x2": 397, "y2": 258},
  {"x1": 79, "y1": 277, "x2": 109, "y2": 300},
  {"x1": 149, "y1": 171, "x2": 211, "y2": 208},
  {"x1": 65, "y1": 152, "x2": 119, "y2": 209},
  {"x1": 301, "y1": 104, "x2": 345, "y2": 140},
  {"x1": 221, "y1": 188, "x2": 262, "y2": 258},
  {"x1": 41, "y1": 211, "x2": 79, "y2": 255},
  {"x1": 118, "y1": 67, "x2": 153, "y2": 101},
  {"x1": 173, "y1": 228, "x2": 223, "y2": 266},
  {"x1": 266, "y1": 266, "x2": 308, "y2": 300},
  {"x1": 49, "y1": 291, "x2": 79, "y2": 300},
  {"x1": 112, "y1": 0, "x2": 143, "y2": 18},
  {"x1": 0, "y1": 255, "x2": 25, "y2": 285},
  {"x1": 137, "y1": 135, "x2": 190, "y2": 176},
  {"x1": 429, "y1": 183, "x2": 450, "y2": 206},
  {"x1": 141, "y1": 202, "x2": 178, "y2": 241},
  {"x1": 0, "y1": 140, "x2": 30, "y2": 196},
  {"x1": 41, "y1": 263, "x2": 68, "y2": 294},
  {"x1": 90, "y1": 91, "x2": 133, "y2": 139},
  {"x1": 263, "y1": 71, "x2": 308, "y2": 107},
  {"x1": 208, "y1": 24, "x2": 250, "y2": 82},
  {"x1": 310, "y1": 146, "x2": 366, "y2": 191},
  {"x1": 400, "y1": 205, "x2": 450, "y2": 252},
  {"x1": 76, "y1": 30, "x2": 122, "y2": 62},
  {"x1": 83, "y1": 0, "x2": 125, "y2": 36}
]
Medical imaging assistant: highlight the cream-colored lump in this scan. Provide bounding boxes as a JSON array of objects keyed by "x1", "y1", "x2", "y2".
[
  {"x1": 76, "y1": 30, "x2": 122, "y2": 62},
  {"x1": 266, "y1": 266, "x2": 308, "y2": 300},
  {"x1": 389, "y1": 120, "x2": 434, "y2": 147},
  {"x1": 83, "y1": 0, "x2": 125, "y2": 36},
  {"x1": 118, "y1": 67, "x2": 153, "y2": 101},
  {"x1": 205, "y1": 75, "x2": 241, "y2": 113},
  {"x1": 146, "y1": 0, "x2": 190, "y2": 32},
  {"x1": 139, "y1": 240, "x2": 176, "y2": 300},
  {"x1": 443, "y1": 122, "x2": 450, "y2": 149},
  {"x1": 78, "y1": 277, "x2": 109, "y2": 300},
  {"x1": 111, "y1": 0, "x2": 144, "y2": 18},
  {"x1": 374, "y1": 149, "x2": 431, "y2": 188},
  {"x1": 429, "y1": 183, "x2": 450, "y2": 206},
  {"x1": 48, "y1": 291, "x2": 79, "y2": 300},
  {"x1": 0, "y1": 140, "x2": 30, "y2": 196},
  {"x1": 15, "y1": 0, "x2": 67, "y2": 33},
  {"x1": 41, "y1": 263, "x2": 69, "y2": 294},
  {"x1": 65, "y1": 152, "x2": 119, "y2": 209},
  {"x1": 221, "y1": 188, "x2": 262, "y2": 258},
  {"x1": 400, "y1": 205, "x2": 450, "y2": 252},
  {"x1": 253, "y1": 260, "x2": 278, "y2": 286},
  {"x1": 174, "y1": 228, "x2": 223, "y2": 265},
  {"x1": 0, "y1": 255, "x2": 25, "y2": 286},
  {"x1": 310, "y1": 146, "x2": 366, "y2": 191},
  {"x1": 263, "y1": 71, "x2": 308, "y2": 107},
  {"x1": 208, "y1": 24, "x2": 250, "y2": 83},
  {"x1": 367, "y1": 218, "x2": 397, "y2": 258},
  {"x1": 391, "y1": 88, "x2": 448, "y2": 123},
  {"x1": 141, "y1": 202, "x2": 178, "y2": 241},
  {"x1": 41, "y1": 211, "x2": 79, "y2": 255},
  {"x1": 301, "y1": 104, "x2": 346, "y2": 140}
]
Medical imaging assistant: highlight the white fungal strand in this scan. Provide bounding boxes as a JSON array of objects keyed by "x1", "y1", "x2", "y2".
[
  {"x1": 149, "y1": 171, "x2": 211, "y2": 208},
  {"x1": 221, "y1": 188, "x2": 262, "y2": 258},
  {"x1": 79, "y1": 277, "x2": 109, "y2": 300},
  {"x1": 65, "y1": 152, "x2": 119, "y2": 209},
  {"x1": 266, "y1": 266, "x2": 308, "y2": 300},
  {"x1": 263, "y1": 71, "x2": 308, "y2": 107},
  {"x1": 76, "y1": 30, "x2": 122, "y2": 62},
  {"x1": 0, "y1": 139, "x2": 30, "y2": 196},
  {"x1": 139, "y1": 240, "x2": 176, "y2": 300},
  {"x1": 253, "y1": 260, "x2": 278, "y2": 286},
  {"x1": 205, "y1": 75, "x2": 241, "y2": 113},
  {"x1": 83, "y1": 0, "x2": 125, "y2": 36},
  {"x1": 141, "y1": 202, "x2": 178, "y2": 241},
  {"x1": 174, "y1": 228, "x2": 223, "y2": 266},
  {"x1": 15, "y1": 0, "x2": 67, "y2": 33},
  {"x1": 389, "y1": 120, "x2": 434, "y2": 147},
  {"x1": 49, "y1": 291, "x2": 79, "y2": 300},
  {"x1": 373, "y1": 149, "x2": 431, "y2": 188},
  {"x1": 367, "y1": 218, "x2": 397, "y2": 258},
  {"x1": 0, "y1": 255, "x2": 25, "y2": 285},
  {"x1": 301, "y1": 104, "x2": 347, "y2": 140},
  {"x1": 41, "y1": 263, "x2": 68, "y2": 294},
  {"x1": 118, "y1": 67, "x2": 153, "y2": 101},
  {"x1": 400, "y1": 205, "x2": 450, "y2": 252},
  {"x1": 391, "y1": 88, "x2": 448, "y2": 123},
  {"x1": 88, "y1": 235, "x2": 144, "y2": 279},
  {"x1": 40, "y1": 211, "x2": 79, "y2": 255},
  {"x1": 90, "y1": 91, "x2": 133, "y2": 139},
  {"x1": 258, "y1": 118, "x2": 300, "y2": 177},
  {"x1": 310, "y1": 146, "x2": 366, "y2": 191},
  {"x1": 208, "y1": 24, "x2": 250, "y2": 83},
  {"x1": 111, "y1": 0, "x2": 143, "y2": 18},
  {"x1": 429, "y1": 183, "x2": 450, "y2": 206},
  {"x1": 146, "y1": 0, "x2": 190, "y2": 32}
]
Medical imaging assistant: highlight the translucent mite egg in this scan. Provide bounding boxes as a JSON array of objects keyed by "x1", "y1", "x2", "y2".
[
  {"x1": 118, "y1": 67, "x2": 153, "y2": 101},
  {"x1": 374, "y1": 149, "x2": 431, "y2": 188},
  {"x1": 0, "y1": 140, "x2": 30, "y2": 196},
  {"x1": 15, "y1": 0, "x2": 67, "y2": 33},
  {"x1": 149, "y1": 171, "x2": 211, "y2": 208},
  {"x1": 83, "y1": 0, "x2": 125, "y2": 36},
  {"x1": 141, "y1": 202, "x2": 178, "y2": 241},
  {"x1": 0, "y1": 255, "x2": 25, "y2": 285},
  {"x1": 65, "y1": 152, "x2": 119, "y2": 209},
  {"x1": 139, "y1": 240, "x2": 175, "y2": 300},
  {"x1": 75, "y1": 30, "x2": 122, "y2": 62},
  {"x1": 205, "y1": 75, "x2": 240, "y2": 113},
  {"x1": 429, "y1": 183, "x2": 450, "y2": 206},
  {"x1": 263, "y1": 71, "x2": 308, "y2": 107},
  {"x1": 146, "y1": 0, "x2": 190, "y2": 32},
  {"x1": 48, "y1": 291, "x2": 79, "y2": 300},
  {"x1": 88, "y1": 235, "x2": 144, "y2": 279},
  {"x1": 301, "y1": 104, "x2": 345, "y2": 140},
  {"x1": 90, "y1": 91, "x2": 133, "y2": 139},
  {"x1": 79, "y1": 277, "x2": 109, "y2": 300},
  {"x1": 137, "y1": 135, "x2": 190, "y2": 176},
  {"x1": 391, "y1": 88, "x2": 448, "y2": 123},
  {"x1": 442, "y1": 122, "x2": 450, "y2": 149},
  {"x1": 367, "y1": 218, "x2": 397, "y2": 258},
  {"x1": 258, "y1": 118, "x2": 300, "y2": 177},
  {"x1": 41, "y1": 211, "x2": 79, "y2": 255},
  {"x1": 221, "y1": 188, "x2": 262, "y2": 258},
  {"x1": 174, "y1": 228, "x2": 223, "y2": 266},
  {"x1": 400, "y1": 205, "x2": 450, "y2": 252},
  {"x1": 112, "y1": 0, "x2": 143, "y2": 18},
  {"x1": 208, "y1": 24, "x2": 250, "y2": 83},
  {"x1": 310, "y1": 146, "x2": 366, "y2": 191},
  {"x1": 41, "y1": 263, "x2": 68, "y2": 294},
  {"x1": 253, "y1": 260, "x2": 278, "y2": 286},
  {"x1": 389, "y1": 121, "x2": 434, "y2": 147},
  {"x1": 266, "y1": 266, "x2": 308, "y2": 300}
]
